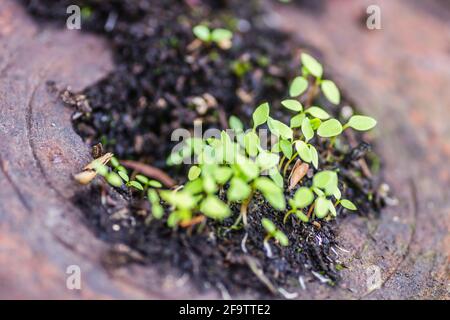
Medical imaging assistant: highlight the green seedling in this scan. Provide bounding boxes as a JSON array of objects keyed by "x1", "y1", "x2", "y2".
[
  {"x1": 193, "y1": 25, "x2": 233, "y2": 49},
  {"x1": 261, "y1": 218, "x2": 289, "y2": 247},
  {"x1": 275, "y1": 53, "x2": 377, "y2": 173},
  {"x1": 106, "y1": 156, "x2": 162, "y2": 192},
  {"x1": 165, "y1": 117, "x2": 286, "y2": 227},
  {"x1": 295, "y1": 53, "x2": 339, "y2": 105},
  {"x1": 283, "y1": 170, "x2": 357, "y2": 222},
  {"x1": 108, "y1": 158, "x2": 165, "y2": 220},
  {"x1": 92, "y1": 161, "x2": 122, "y2": 187},
  {"x1": 77, "y1": 52, "x2": 375, "y2": 249}
]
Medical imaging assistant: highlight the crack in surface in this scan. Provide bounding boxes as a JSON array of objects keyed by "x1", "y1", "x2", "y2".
[
  {"x1": 0, "y1": 153, "x2": 32, "y2": 212},
  {"x1": 25, "y1": 74, "x2": 68, "y2": 202},
  {"x1": 361, "y1": 178, "x2": 419, "y2": 298}
]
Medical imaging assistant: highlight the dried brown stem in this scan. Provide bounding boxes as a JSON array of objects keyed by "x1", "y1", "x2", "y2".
[{"x1": 120, "y1": 160, "x2": 176, "y2": 187}]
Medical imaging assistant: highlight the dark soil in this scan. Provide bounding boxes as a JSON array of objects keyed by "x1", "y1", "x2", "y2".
[{"x1": 23, "y1": 0, "x2": 386, "y2": 298}]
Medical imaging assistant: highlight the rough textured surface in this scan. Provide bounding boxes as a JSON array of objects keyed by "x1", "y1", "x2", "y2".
[{"x1": 0, "y1": 0, "x2": 448, "y2": 299}]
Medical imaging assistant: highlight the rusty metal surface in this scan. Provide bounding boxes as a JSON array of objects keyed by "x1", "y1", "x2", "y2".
[{"x1": 0, "y1": 0, "x2": 448, "y2": 299}]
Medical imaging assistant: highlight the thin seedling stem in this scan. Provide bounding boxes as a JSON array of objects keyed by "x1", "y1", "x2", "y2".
[
  {"x1": 283, "y1": 209, "x2": 295, "y2": 224},
  {"x1": 283, "y1": 152, "x2": 298, "y2": 176}
]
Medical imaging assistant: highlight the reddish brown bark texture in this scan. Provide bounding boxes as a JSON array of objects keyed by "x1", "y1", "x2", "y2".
[{"x1": 0, "y1": 0, "x2": 448, "y2": 299}]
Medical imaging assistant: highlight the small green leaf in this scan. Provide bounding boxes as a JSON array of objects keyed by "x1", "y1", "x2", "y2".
[
  {"x1": 221, "y1": 130, "x2": 232, "y2": 145},
  {"x1": 301, "y1": 66, "x2": 309, "y2": 76},
  {"x1": 135, "y1": 174, "x2": 148, "y2": 185},
  {"x1": 187, "y1": 137, "x2": 204, "y2": 155},
  {"x1": 229, "y1": 115, "x2": 244, "y2": 132},
  {"x1": 147, "y1": 189, "x2": 160, "y2": 204},
  {"x1": 106, "y1": 172, "x2": 123, "y2": 187},
  {"x1": 313, "y1": 171, "x2": 335, "y2": 189},
  {"x1": 274, "y1": 230, "x2": 289, "y2": 246},
  {"x1": 193, "y1": 25, "x2": 210, "y2": 41},
  {"x1": 116, "y1": 165, "x2": 127, "y2": 173},
  {"x1": 271, "y1": 142, "x2": 281, "y2": 153},
  {"x1": 346, "y1": 115, "x2": 377, "y2": 131},
  {"x1": 328, "y1": 200, "x2": 337, "y2": 217},
  {"x1": 306, "y1": 106, "x2": 330, "y2": 120},
  {"x1": 202, "y1": 174, "x2": 217, "y2": 194},
  {"x1": 214, "y1": 166, "x2": 233, "y2": 184},
  {"x1": 256, "y1": 151, "x2": 280, "y2": 171},
  {"x1": 183, "y1": 178, "x2": 203, "y2": 194},
  {"x1": 333, "y1": 187, "x2": 341, "y2": 200},
  {"x1": 200, "y1": 196, "x2": 231, "y2": 220},
  {"x1": 167, "y1": 150, "x2": 183, "y2": 165},
  {"x1": 160, "y1": 190, "x2": 196, "y2": 210},
  {"x1": 252, "y1": 102, "x2": 270, "y2": 129},
  {"x1": 301, "y1": 53, "x2": 323, "y2": 78},
  {"x1": 317, "y1": 119, "x2": 343, "y2": 137},
  {"x1": 340, "y1": 199, "x2": 357, "y2": 211},
  {"x1": 289, "y1": 76, "x2": 308, "y2": 97},
  {"x1": 221, "y1": 131, "x2": 238, "y2": 164},
  {"x1": 281, "y1": 99, "x2": 303, "y2": 112},
  {"x1": 188, "y1": 166, "x2": 201, "y2": 181},
  {"x1": 236, "y1": 156, "x2": 260, "y2": 181},
  {"x1": 293, "y1": 187, "x2": 314, "y2": 209},
  {"x1": 211, "y1": 28, "x2": 233, "y2": 43},
  {"x1": 295, "y1": 211, "x2": 309, "y2": 223},
  {"x1": 118, "y1": 171, "x2": 129, "y2": 183},
  {"x1": 93, "y1": 161, "x2": 108, "y2": 176},
  {"x1": 232, "y1": 60, "x2": 252, "y2": 77},
  {"x1": 321, "y1": 80, "x2": 340, "y2": 105},
  {"x1": 315, "y1": 197, "x2": 329, "y2": 218},
  {"x1": 309, "y1": 145, "x2": 319, "y2": 169},
  {"x1": 110, "y1": 157, "x2": 120, "y2": 168},
  {"x1": 269, "y1": 167, "x2": 284, "y2": 189},
  {"x1": 198, "y1": 145, "x2": 216, "y2": 164},
  {"x1": 279, "y1": 139, "x2": 293, "y2": 159},
  {"x1": 290, "y1": 113, "x2": 305, "y2": 128},
  {"x1": 261, "y1": 218, "x2": 276, "y2": 235},
  {"x1": 255, "y1": 177, "x2": 286, "y2": 210},
  {"x1": 313, "y1": 170, "x2": 338, "y2": 196},
  {"x1": 295, "y1": 140, "x2": 312, "y2": 163},
  {"x1": 129, "y1": 180, "x2": 144, "y2": 191},
  {"x1": 313, "y1": 187, "x2": 325, "y2": 197},
  {"x1": 301, "y1": 118, "x2": 314, "y2": 142},
  {"x1": 166, "y1": 211, "x2": 180, "y2": 227},
  {"x1": 227, "y1": 177, "x2": 251, "y2": 202},
  {"x1": 310, "y1": 118, "x2": 322, "y2": 130},
  {"x1": 268, "y1": 117, "x2": 293, "y2": 140},
  {"x1": 152, "y1": 204, "x2": 164, "y2": 219},
  {"x1": 148, "y1": 180, "x2": 163, "y2": 188},
  {"x1": 148, "y1": 190, "x2": 164, "y2": 219},
  {"x1": 244, "y1": 131, "x2": 260, "y2": 157}
]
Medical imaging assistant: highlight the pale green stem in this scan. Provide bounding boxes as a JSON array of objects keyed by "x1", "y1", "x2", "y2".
[
  {"x1": 283, "y1": 152, "x2": 299, "y2": 176},
  {"x1": 278, "y1": 155, "x2": 286, "y2": 170},
  {"x1": 283, "y1": 209, "x2": 295, "y2": 224},
  {"x1": 231, "y1": 191, "x2": 254, "y2": 229}
]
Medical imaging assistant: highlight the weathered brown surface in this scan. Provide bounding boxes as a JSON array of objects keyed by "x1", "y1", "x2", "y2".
[{"x1": 0, "y1": 0, "x2": 448, "y2": 299}]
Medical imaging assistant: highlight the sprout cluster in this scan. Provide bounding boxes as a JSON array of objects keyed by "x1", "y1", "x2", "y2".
[
  {"x1": 93, "y1": 53, "x2": 377, "y2": 248},
  {"x1": 192, "y1": 25, "x2": 233, "y2": 49}
]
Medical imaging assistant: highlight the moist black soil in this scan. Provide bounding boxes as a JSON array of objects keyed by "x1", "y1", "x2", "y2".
[{"x1": 24, "y1": 0, "x2": 386, "y2": 298}]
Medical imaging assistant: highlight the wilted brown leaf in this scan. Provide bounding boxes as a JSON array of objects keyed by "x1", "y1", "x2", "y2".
[{"x1": 288, "y1": 161, "x2": 309, "y2": 190}]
